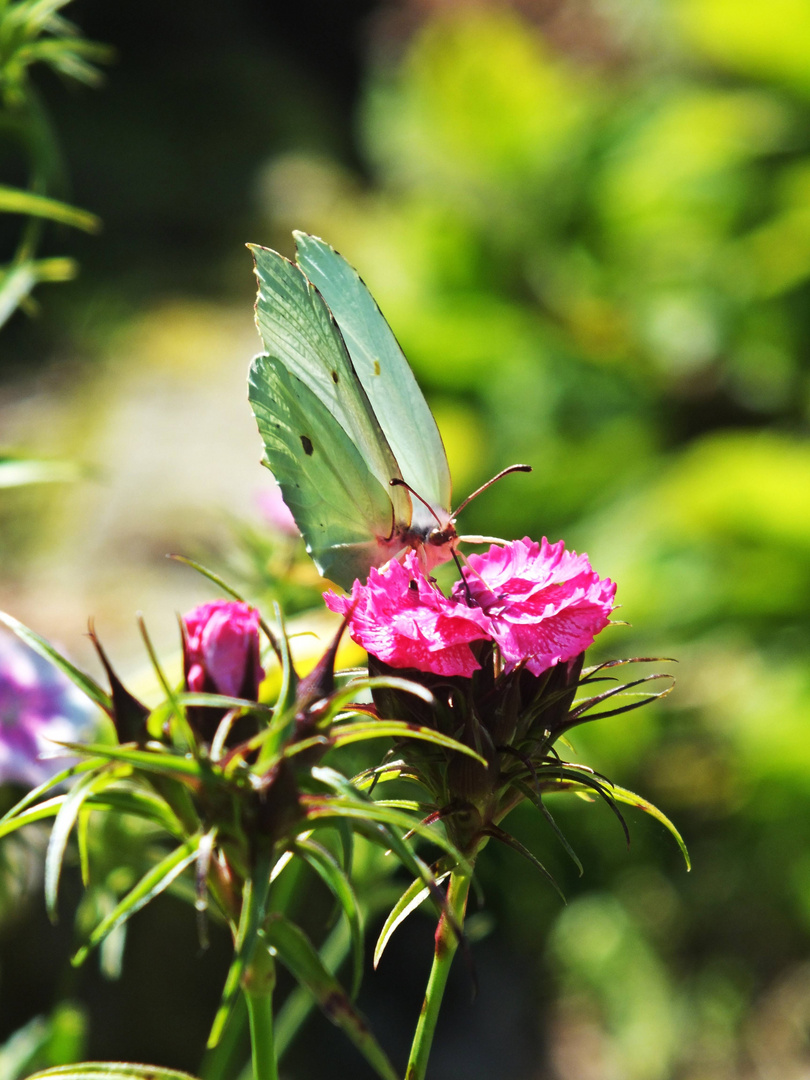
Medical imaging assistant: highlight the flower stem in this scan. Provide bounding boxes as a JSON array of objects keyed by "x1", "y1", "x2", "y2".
[
  {"x1": 245, "y1": 935, "x2": 278, "y2": 1080},
  {"x1": 406, "y1": 867, "x2": 472, "y2": 1080}
]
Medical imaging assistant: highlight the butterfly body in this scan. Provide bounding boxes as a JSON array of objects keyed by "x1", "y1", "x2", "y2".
[{"x1": 248, "y1": 232, "x2": 457, "y2": 590}]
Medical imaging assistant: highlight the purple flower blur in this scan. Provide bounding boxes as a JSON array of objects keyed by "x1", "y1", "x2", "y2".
[
  {"x1": 183, "y1": 600, "x2": 264, "y2": 700},
  {"x1": 0, "y1": 630, "x2": 99, "y2": 789}
]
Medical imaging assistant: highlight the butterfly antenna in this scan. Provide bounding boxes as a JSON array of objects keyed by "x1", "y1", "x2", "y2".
[
  {"x1": 451, "y1": 464, "x2": 532, "y2": 518},
  {"x1": 390, "y1": 477, "x2": 444, "y2": 528}
]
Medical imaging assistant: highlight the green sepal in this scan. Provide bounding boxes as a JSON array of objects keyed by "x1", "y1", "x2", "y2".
[
  {"x1": 566, "y1": 671, "x2": 674, "y2": 727},
  {"x1": 482, "y1": 823, "x2": 566, "y2": 902},
  {"x1": 603, "y1": 783, "x2": 691, "y2": 870},
  {"x1": 512, "y1": 777, "x2": 583, "y2": 876}
]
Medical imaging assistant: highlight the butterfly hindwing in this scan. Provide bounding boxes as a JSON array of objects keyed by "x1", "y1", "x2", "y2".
[
  {"x1": 294, "y1": 231, "x2": 452, "y2": 515},
  {"x1": 249, "y1": 353, "x2": 402, "y2": 588}
]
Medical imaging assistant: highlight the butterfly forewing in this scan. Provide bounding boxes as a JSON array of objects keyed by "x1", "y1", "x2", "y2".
[
  {"x1": 294, "y1": 232, "x2": 452, "y2": 515},
  {"x1": 249, "y1": 354, "x2": 404, "y2": 588},
  {"x1": 250, "y1": 243, "x2": 411, "y2": 527}
]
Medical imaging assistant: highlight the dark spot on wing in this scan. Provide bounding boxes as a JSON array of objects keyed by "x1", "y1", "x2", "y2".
[
  {"x1": 300, "y1": 435, "x2": 314, "y2": 456},
  {"x1": 373, "y1": 359, "x2": 381, "y2": 375},
  {"x1": 331, "y1": 369, "x2": 339, "y2": 383}
]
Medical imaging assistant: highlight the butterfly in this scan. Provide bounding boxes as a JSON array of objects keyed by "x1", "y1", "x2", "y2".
[{"x1": 248, "y1": 232, "x2": 528, "y2": 591}]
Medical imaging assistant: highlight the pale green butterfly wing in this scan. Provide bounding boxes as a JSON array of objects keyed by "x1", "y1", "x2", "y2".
[
  {"x1": 294, "y1": 232, "x2": 452, "y2": 515},
  {"x1": 249, "y1": 353, "x2": 403, "y2": 588},
  {"x1": 250, "y1": 243, "x2": 411, "y2": 527}
]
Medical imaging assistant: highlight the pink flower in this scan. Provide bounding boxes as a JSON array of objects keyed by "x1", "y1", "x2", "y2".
[
  {"x1": 324, "y1": 553, "x2": 492, "y2": 677},
  {"x1": 183, "y1": 600, "x2": 264, "y2": 700},
  {"x1": 454, "y1": 537, "x2": 616, "y2": 676}
]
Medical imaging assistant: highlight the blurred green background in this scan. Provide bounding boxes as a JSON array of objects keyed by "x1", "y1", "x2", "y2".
[{"x1": 3, "y1": 0, "x2": 810, "y2": 1077}]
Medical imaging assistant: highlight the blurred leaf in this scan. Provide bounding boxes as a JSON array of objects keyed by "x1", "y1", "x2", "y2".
[
  {"x1": 678, "y1": 0, "x2": 810, "y2": 97},
  {"x1": 0, "y1": 456, "x2": 82, "y2": 487},
  {"x1": 0, "y1": 186, "x2": 99, "y2": 230},
  {"x1": 24, "y1": 1067, "x2": 201, "y2": 1080}
]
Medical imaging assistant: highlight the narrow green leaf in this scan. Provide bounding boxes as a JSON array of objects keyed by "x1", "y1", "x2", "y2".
[
  {"x1": 351, "y1": 762, "x2": 426, "y2": 791},
  {"x1": 272, "y1": 919, "x2": 351, "y2": 1062},
  {"x1": 0, "y1": 611, "x2": 111, "y2": 713},
  {"x1": 342, "y1": 817, "x2": 457, "y2": 942},
  {"x1": 45, "y1": 770, "x2": 107, "y2": 920},
  {"x1": 302, "y1": 795, "x2": 469, "y2": 870},
  {"x1": 83, "y1": 789, "x2": 185, "y2": 835},
  {"x1": 540, "y1": 764, "x2": 631, "y2": 848},
  {"x1": 73, "y1": 834, "x2": 202, "y2": 967},
  {"x1": 264, "y1": 914, "x2": 399, "y2": 1080},
  {"x1": 328, "y1": 675, "x2": 434, "y2": 712},
  {"x1": 0, "y1": 759, "x2": 104, "y2": 826},
  {"x1": 0, "y1": 795, "x2": 65, "y2": 840},
  {"x1": 374, "y1": 868, "x2": 450, "y2": 969},
  {"x1": 58, "y1": 743, "x2": 203, "y2": 779},
  {"x1": 137, "y1": 615, "x2": 195, "y2": 752},
  {"x1": 605, "y1": 783, "x2": 691, "y2": 870},
  {"x1": 287, "y1": 721, "x2": 487, "y2": 766},
  {"x1": 294, "y1": 837, "x2": 364, "y2": 998}
]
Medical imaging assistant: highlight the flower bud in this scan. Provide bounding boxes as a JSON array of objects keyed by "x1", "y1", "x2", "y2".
[
  {"x1": 183, "y1": 600, "x2": 264, "y2": 700},
  {"x1": 182, "y1": 600, "x2": 264, "y2": 744}
]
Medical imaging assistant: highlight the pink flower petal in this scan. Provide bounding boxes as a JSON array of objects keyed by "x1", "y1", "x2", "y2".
[
  {"x1": 325, "y1": 553, "x2": 491, "y2": 677},
  {"x1": 456, "y1": 537, "x2": 616, "y2": 676}
]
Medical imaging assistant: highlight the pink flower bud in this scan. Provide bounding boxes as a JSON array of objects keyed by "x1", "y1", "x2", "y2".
[{"x1": 182, "y1": 600, "x2": 264, "y2": 701}]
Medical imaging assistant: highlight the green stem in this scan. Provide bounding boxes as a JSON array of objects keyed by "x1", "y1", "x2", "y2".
[
  {"x1": 245, "y1": 937, "x2": 278, "y2": 1080},
  {"x1": 405, "y1": 867, "x2": 472, "y2": 1080}
]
